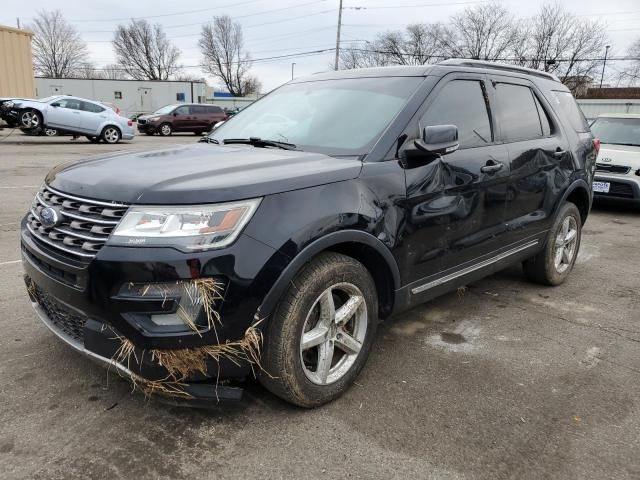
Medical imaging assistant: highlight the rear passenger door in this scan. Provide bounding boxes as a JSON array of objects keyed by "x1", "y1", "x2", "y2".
[
  {"x1": 78, "y1": 101, "x2": 107, "y2": 134},
  {"x1": 490, "y1": 75, "x2": 571, "y2": 242},
  {"x1": 402, "y1": 74, "x2": 511, "y2": 285}
]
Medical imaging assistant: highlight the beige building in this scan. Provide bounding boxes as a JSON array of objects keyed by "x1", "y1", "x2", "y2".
[{"x1": 0, "y1": 25, "x2": 35, "y2": 98}]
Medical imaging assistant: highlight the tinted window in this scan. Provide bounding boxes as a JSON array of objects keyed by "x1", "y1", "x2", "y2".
[
  {"x1": 81, "y1": 101, "x2": 105, "y2": 113},
  {"x1": 495, "y1": 84, "x2": 542, "y2": 142},
  {"x1": 551, "y1": 90, "x2": 590, "y2": 133},
  {"x1": 420, "y1": 80, "x2": 492, "y2": 149},
  {"x1": 56, "y1": 98, "x2": 82, "y2": 110},
  {"x1": 191, "y1": 106, "x2": 206, "y2": 114},
  {"x1": 174, "y1": 106, "x2": 190, "y2": 115},
  {"x1": 533, "y1": 95, "x2": 552, "y2": 136},
  {"x1": 208, "y1": 106, "x2": 223, "y2": 114},
  {"x1": 590, "y1": 117, "x2": 640, "y2": 146}
]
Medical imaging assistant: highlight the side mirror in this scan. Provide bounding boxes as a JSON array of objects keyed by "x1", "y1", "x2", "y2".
[{"x1": 415, "y1": 125, "x2": 459, "y2": 156}]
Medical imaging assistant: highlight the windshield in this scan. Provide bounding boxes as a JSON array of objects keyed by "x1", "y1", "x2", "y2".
[
  {"x1": 39, "y1": 96, "x2": 62, "y2": 103},
  {"x1": 590, "y1": 117, "x2": 640, "y2": 146},
  {"x1": 209, "y1": 76, "x2": 423, "y2": 155},
  {"x1": 153, "y1": 105, "x2": 178, "y2": 115}
]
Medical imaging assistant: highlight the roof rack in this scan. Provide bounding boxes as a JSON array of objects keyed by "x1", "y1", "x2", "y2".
[{"x1": 438, "y1": 59, "x2": 561, "y2": 83}]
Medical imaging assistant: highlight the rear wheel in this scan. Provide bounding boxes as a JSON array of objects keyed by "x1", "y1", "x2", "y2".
[
  {"x1": 159, "y1": 123, "x2": 172, "y2": 136},
  {"x1": 260, "y1": 252, "x2": 378, "y2": 407},
  {"x1": 44, "y1": 128, "x2": 58, "y2": 137},
  {"x1": 101, "y1": 126, "x2": 121, "y2": 144},
  {"x1": 523, "y1": 202, "x2": 582, "y2": 286}
]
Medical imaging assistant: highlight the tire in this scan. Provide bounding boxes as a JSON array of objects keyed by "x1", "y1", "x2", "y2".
[
  {"x1": 158, "y1": 123, "x2": 172, "y2": 136},
  {"x1": 19, "y1": 109, "x2": 43, "y2": 130},
  {"x1": 523, "y1": 202, "x2": 582, "y2": 286},
  {"x1": 44, "y1": 128, "x2": 58, "y2": 137},
  {"x1": 259, "y1": 252, "x2": 378, "y2": 408},
  {"x1": 86, "y1": 136, "x2": 101, "y2": 143},
  {"x1": 101, "y1": 126, "x2": 121, "y2": 144}
]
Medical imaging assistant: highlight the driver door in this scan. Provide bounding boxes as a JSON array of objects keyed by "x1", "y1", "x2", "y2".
[{"x1": 401, "y1": 74, "x2": 511, "y2": 295}]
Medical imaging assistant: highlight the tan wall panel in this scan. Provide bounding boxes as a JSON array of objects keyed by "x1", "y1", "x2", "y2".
[{"x1": 0, "y1": 25, "x2": 35, "y2": 97}]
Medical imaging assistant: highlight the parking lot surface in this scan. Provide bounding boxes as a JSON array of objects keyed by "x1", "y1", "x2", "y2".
[{"x1": 0, "y1": 130, "x2": 639, "y2": 479}]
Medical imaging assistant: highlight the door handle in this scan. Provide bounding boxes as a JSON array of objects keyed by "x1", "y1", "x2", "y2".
[
  {"x1": 553, "y1": 148, "x2": 566, "y2": 158},
  {"x1": 480, "y1": 160, "x2": 504, "y2": 174}
]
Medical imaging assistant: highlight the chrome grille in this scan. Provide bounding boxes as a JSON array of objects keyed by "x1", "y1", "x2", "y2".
[{"x1": 28, "y1": 185, "x2": 128, "y2": 259}]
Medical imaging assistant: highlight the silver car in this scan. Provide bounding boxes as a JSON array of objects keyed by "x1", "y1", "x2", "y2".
[{"x1": 6, "y1": 95, "x2": 134, "y2": 144}]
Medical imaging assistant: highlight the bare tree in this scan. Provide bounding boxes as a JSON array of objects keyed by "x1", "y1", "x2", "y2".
[
  {"x1": 616, "y1": 37, "x2": 640, "y2": 87},
  {"x1": 199, "y1": 16, "x2": 261, "y2": 96},
  {"x1": 112, "y1": 20, "x2": 181, "y2": 80},
  {"x1": 100, "y1": 64, "x2": 130, "y2": 80},
  {"x1": 73, "y1": 62, "x2": 102, "y2": 79},
  {"x1": 30, "y1": 10, "x2": 90, "y2": 78},
  {"x1": 339, "y1": 23, "x2": 449, "y2": 69},
  {"x1": 446, "y1": 2, "x2": 520, "y2": 60}
]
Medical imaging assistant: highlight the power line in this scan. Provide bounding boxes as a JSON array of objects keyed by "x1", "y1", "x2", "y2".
[{"x1": 344, "y1": 0, "x2": 489, "y2": 9}]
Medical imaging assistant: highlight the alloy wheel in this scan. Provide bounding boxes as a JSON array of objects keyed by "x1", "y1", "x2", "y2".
[
  {"x1": 161, "y1": 124, "x2": 171, "y2": 135},
  {"x1": 103, "y1": 127, "x2": 120, "y2": 143},
  {"x1": 554, "y1": 215, "x2": 578, "y2": 273},
  {"x1": 21, "y1": 111, "x2": 39, "y2": 128},
  {"x1": 299, "y1": 283, "x2": 367, "y2": 385}
]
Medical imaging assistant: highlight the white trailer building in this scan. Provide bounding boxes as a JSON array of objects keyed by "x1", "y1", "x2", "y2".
[
  {"x1": 34, "y1": 77, "x2": 208, "y2": 116},
  {"x1": 577, "y1": 99, "x2": 640, "y2": 122}
]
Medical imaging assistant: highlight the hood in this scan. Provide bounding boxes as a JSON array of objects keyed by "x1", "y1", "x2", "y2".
[
  {"x1": 598, "y1": 144, "x2": 640, "y2": 169},
  {"x1": 45, "y1": 143, "x2": 362, "y2": 204}
]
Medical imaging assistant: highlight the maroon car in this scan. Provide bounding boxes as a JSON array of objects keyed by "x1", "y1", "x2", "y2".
[{"x1": 137, "y1": 104, "x2": 227, "y2": 136}]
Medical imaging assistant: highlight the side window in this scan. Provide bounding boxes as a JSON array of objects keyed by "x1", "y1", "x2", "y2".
[
  {"x1": 174, "y1": 106, "x2": 190, "y2": 115},
  {"x1": 114, "y1": 91, "x2": 122, "y2": 100},
  {"x1": 533, "y1": 95, "x2": 552, "y2": 136},
  {"x1": 495, "y1": 83, "x2": 543, "y2": 142},
  {"x1": 420, "y1": 80, "x2": 492, "y2": 149},
  {"x1": 210, "y1": 106, "x2": 223, "y2": 114},
  {"x1": 551, "y1": 90, "x2": 590, "y2": 133},
  {"x1": 81, "y1": 102, "x2": 105, "y2": 113},
  {"x1": 57, "y1": 99, "x2": 81, "y2": 110}
]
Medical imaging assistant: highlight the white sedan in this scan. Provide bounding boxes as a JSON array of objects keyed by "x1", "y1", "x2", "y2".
[{"x1": 5, "y1": 95, "x2": 134, "y2": 143}]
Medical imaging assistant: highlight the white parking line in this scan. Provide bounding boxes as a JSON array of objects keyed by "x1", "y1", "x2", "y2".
[{"x1": 0, "y1": 259, "x2": 20, "y2": 266}]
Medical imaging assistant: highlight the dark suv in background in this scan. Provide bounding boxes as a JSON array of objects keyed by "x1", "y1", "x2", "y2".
[
  {"x1": 22, "y1": 60, "x2": 597, "y2": 407},
  {"x1": 137, "y1": 103, "x2": 227, "y2": 136}
]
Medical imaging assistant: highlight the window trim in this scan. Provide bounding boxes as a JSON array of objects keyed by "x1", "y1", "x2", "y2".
[{"x1": 416, "y1": 73, "x2": 498, "y2": 151}]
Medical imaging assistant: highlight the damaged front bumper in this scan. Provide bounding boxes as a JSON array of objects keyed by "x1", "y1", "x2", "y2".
[{"x1": 21, "y1": 219, "x2": 289, "y2": 403}]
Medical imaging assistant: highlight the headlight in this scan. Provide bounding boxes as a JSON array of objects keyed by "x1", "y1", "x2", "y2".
[
  {"x1": 4, "y1": 101, "x2": 14, "y2": 108},
  {"x1": 108, "y1": 199, "x2": 261, "y2": 251},
  {"x1": 147, "y1": 115, "x2": 160, "y2": 122}
]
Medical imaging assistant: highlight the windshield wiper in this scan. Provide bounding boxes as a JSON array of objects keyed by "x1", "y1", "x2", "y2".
[{"x1": 222, "y1": 137, "x2": 297, "y2": 150}]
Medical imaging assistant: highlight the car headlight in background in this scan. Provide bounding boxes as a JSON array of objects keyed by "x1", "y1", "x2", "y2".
[
  {"x1": 147, "y1": 115, "x2": 161, "y2": 122},
  {"x1": 108, "y1": 199, "x2": 261, "y2": 251}
]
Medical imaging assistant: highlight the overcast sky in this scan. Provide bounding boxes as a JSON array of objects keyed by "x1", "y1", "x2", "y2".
[{"x1": 2, "y1": 0, "x2": 639, "y2": 92}]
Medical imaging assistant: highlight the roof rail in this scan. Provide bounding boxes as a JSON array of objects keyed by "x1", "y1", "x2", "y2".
[{"x1": 438, "y1": 59, "x2": 561, "y2": 83}]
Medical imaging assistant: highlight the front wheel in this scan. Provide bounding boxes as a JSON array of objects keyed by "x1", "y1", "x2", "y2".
[
  {"x1": 19, "y1": 109, "x2": 43, "y2": 130},
  {"x1": 159, "y1": 123, "x2": 172, "y2": 136},
  {"x1": 259, "y1": 252, "x2": 378, "y2": 407},
  {"x1": 523, "y1": 202, "x2": 582, "y2": 286},
  {"x1": 101, "y1": 126, "x2": 121, "y2": 144}
]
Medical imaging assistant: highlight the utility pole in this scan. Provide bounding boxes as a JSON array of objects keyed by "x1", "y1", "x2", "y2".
[
  {"x1": 334, "y1": 0, "x2": 343, "y2": 71},
  {"x1": 291, "y1": 62, "x2": 296, "y2": 80},
  {"x1": 599, "y1": 45, "x2": 610, "y2": 89},
  {"x1": 16, "y1": 18, "x2": 20, "y2": 29}
]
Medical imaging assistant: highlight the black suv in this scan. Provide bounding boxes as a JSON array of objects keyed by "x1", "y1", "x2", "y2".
[{"x1": 22, "y1": 60, "x2": 598, "y2": 407}]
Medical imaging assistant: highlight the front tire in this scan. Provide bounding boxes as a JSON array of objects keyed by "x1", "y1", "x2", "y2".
[
  {"x1": 260, "y1": 252, "x2": 378, "y2": 407},
  {"x1": 101, "y1": 126, "x2": 121, "y2": 144},
  {"x1": 523, "y1": 202, "x2": 582, "y2": 286},
  {"x1": 159, "y1": 123, "x2": 172, "y2": 136},
  {"x1": 19, "y1": 109, "x2": 43, "y2": 130}
]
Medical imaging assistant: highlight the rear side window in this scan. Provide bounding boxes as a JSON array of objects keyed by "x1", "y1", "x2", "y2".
[
  {"x1": 420, "y1": 80, "x2": 493, "y2": 149},
  {"x1": 81, "y1": 101, "x2": 105, "y2": 113},
  {"x1": 495, "y1": 83, "x2": 543, "y2": 142},
  {"x1": 191, "y1": 106, "x2": 206, "y2": 114},
  {"x1": 551, "y1": 90, "x2": 590, "y2": 133},
  {"x1": 208, "y1": 106, "x2": 223, "y2": 114}
]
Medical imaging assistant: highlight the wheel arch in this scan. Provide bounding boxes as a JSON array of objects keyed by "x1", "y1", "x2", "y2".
[
  {"x1": 257, "y1": 230, "x2": 400, "y2": 321},
  {"x1": 560, "y1": 179, "x2": 591, "y2": 225}
]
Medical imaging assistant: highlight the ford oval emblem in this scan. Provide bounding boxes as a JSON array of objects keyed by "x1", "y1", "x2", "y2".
[{"x1": 40, "y1": 207, "x2": 61, "y2": 229}]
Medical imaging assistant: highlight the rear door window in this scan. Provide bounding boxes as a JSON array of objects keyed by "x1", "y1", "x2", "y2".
[
  {"x1": 494, "y1": 83, "x2": 543, "y2": 142},
  {"x1": 208, "y1": 106, "x2": 223, "y2": 114},
  {"x1": 551, "y1": 90, "x2": 590, "y2": 133},
  {"x1": 420, "y1": 79, "x2": 493, "y2": 149},
  {"x1": 174, "y1": 106, "x2": 190, "y2": 115},
  {"x1": 81, "y1": 101, "x2": 105, "y2": 113}
]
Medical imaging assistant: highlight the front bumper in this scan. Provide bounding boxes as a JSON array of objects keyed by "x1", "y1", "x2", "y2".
[
  {"x1": 136, "y1": 122, "x2": 156, "y2": 133},
  {"x1": 21, "y1": 218, "x2": 289, "y2": 396},
  {"x1": 593, "y1": 174, "x2": 640, "y2": 203}
]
